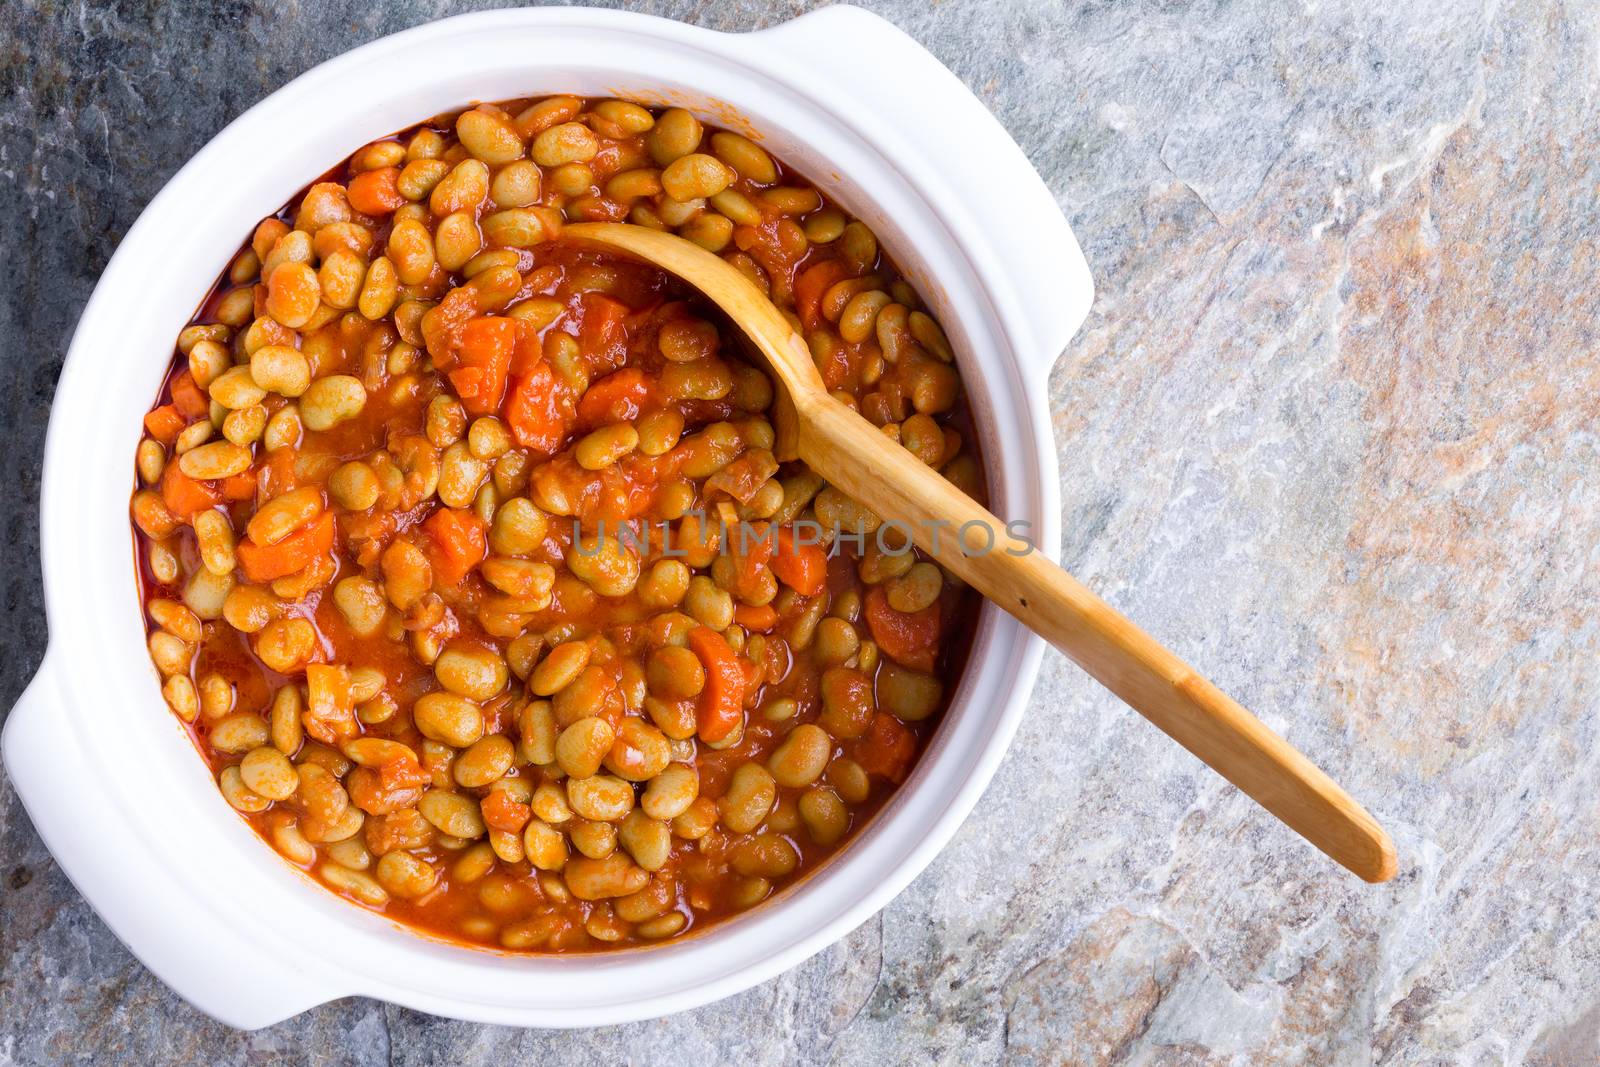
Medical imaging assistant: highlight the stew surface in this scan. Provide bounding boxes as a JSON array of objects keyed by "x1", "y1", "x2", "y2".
[{"x1": 129, "y1": 96, "x2": 985, "y2": 952}]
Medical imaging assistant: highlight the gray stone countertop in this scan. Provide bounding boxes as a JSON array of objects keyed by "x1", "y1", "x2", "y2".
[{"x1": 3, "y1": 0, "x2": 1595, "y2": 1063}]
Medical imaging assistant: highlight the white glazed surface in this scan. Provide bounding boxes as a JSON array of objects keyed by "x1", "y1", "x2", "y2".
[{"x1": 2, "y1": 5, "x2": 1090, "y2": 1029}]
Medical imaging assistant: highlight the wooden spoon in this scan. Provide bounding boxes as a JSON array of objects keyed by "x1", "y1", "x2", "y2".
[{"x1": 564, "y1": 222, "x2": 1397, "y2": 883}]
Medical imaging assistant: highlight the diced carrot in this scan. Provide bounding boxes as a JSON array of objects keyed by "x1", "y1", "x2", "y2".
[
  {"x1": 345, "y1": 166, "x2": 405, "y2": 216},
  {"x1": 170, "y1": 371, "x2": 210, "y2": 419},
  {"x1": 460, "y1": 316, "x2": 517, "y2": 364},
  {"x1": 687, "y1": 626, "x2": 746, "y2": 743},
  {"x1": 794, "y1": 258, "x2": 848, "y2": 331},
  {"x1": 576, "y1": 367, "x2": 650, "y2": 426},
  {"x1": 448, "y1": 366, "x2": 486, "y2": 408},
  {"x1": 853, "y1": 712, "x2": 917, "y2": 783},
  {"x1": 770, "y1": 525, "x2": 828, "y2": 596},
  {"x1": 734, "y1": 602, "x2": 779, "y2": 632},
  {"x1": 577, "y1": 293, "x2": 629, "y2": 368},
  {"x1": 504, "y1": 362, "x2": 575, "y2": 456},
  {"x1": 143, "y1": 404, "x2": 186, "y2": 445},
  {"x1": 160, "y1": 463, "x2": 221, "y2": 518},
  {"x1": 481, "y1": 789, "x2": 532, "y2": 833},
  {"x1": 421, "y1": 507, "x2": 487, "y2": 585},
  {"x1": 449, "y1": 316, "x2": 516, "y2": 415},
  {"x1": 863, "y1": 585, "x2": 941, "y2": 672},
  {"x1": 237, "y1": 512, "x2": 335, "y2": 582},
  {"x1": 220, "y1": 471, "x2": 257, "y2": 501}
]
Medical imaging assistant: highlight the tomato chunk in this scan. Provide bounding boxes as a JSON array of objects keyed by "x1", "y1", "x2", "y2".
[
  {"x1": 853, "y1": 712, "x2": 917, "y2": 783},
  {"x1": 863, "y1": 585, "x2": 942, "y2": 672},
  {"x1": 449, "y1": 316, "x2": 516, "y2": 415},
  {"x1": 421, "y1": 507, "x2": 487, "y2": 585},
  {"x1": 378, "y1": 752, "x2": 431, "y2": 791},
  {"x1": 728, "y1": 524, "x2": 775, "y2": 602},
  {"x1": 480, "y1": 789, "x2": 532, "y2": 833},
  {"x1": 259, "y1": 447, "x2": 298, "y2": 499},
  {"x1": 794, "y1": 258, "x2": 849, "y2": 332},
  {"x1": 421, "y1": 287, "x2": 481, "y2": 369},
  {"x1": 577, "y1": 293, "x2": 630, "y2": 369},
  {"x1": 504, "y1": 361, "x2": 575, "y2": 455}
]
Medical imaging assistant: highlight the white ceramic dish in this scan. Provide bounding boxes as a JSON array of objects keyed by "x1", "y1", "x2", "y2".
[{"x1": 2, "y1": 5, "x2": 1090, "y2": 1029}]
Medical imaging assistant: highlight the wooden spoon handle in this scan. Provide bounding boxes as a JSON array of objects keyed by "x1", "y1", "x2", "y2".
[{"x1": 798, "y1": 397, "x2": 1397, "y2": 882}]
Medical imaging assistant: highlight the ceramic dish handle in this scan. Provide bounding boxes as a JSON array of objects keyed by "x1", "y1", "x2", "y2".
[
  {"x1": 3, "y1": 654, "x2": 342, "y2": 1029},
  {"x1": 754, "y1": 5, "x2": 1094, "y2": 379}
]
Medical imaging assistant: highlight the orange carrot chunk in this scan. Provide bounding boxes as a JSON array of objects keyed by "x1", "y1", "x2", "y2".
[
  {"x1": 160, "y1": 463, "x2": 221, "y2": 518},
  {"x1": 771, "y1": 525, "x2": 828, "y2": 596},
  {"x1": 576, "y1": 367, "x2": 650, "y2": 426},
  {"x1": 481, "y1": 789, "x2": 532, "y2": 833},
  {"x1": 688, "y1": 626, "x2": 746, "y2": 743},
  {"x1": 733, "y1": 602, "x2": 779, "y2": 632},
  {"x1": 237, "y1": 512, "x2": 335, "y2": 582},
  {"x1": 169, "y1": 370, "x2": 210, "y2": 419},
  {"x1": 345, "y1": 166, "x2": 405, "y2": 216},
  {"x1": 509, "y1": 318, "x2": 545, "y2": 377},
  {"x1": 220, "y1": 471, "x2": 257, "y2": 501},
  {"x1": 143, "y1": 404, "x2": 186, "y2": 445}
]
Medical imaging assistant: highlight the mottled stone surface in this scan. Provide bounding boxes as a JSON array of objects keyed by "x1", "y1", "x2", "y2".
[{"x1": 1, "y1": 0, "x2": 1594, "y2": 1062}]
